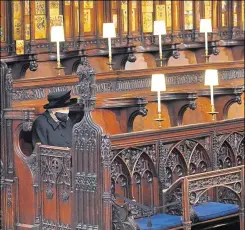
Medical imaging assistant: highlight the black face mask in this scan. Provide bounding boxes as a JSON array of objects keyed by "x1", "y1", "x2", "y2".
[{"x1": 55, "y1": 112, "x2": 68, "y2": 122}]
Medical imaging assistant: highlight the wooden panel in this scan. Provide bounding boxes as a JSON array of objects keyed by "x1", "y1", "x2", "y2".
[
  {"x1": 182, "y1": 97, "x2": 213, "y2": 125},
  {"x1": 227, "y1": 93, "x2": 244, "y2": 119},
  {"x1": 133, "y1": 102, "x2": 171, "y2": 131},
  {"x1": 12, "y1": 1, "x2": 22, "y2": 40}
]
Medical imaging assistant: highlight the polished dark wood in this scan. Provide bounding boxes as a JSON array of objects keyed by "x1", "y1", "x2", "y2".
[{"x1": 1, "y1": 56, "x2": 245, "y2": 230}]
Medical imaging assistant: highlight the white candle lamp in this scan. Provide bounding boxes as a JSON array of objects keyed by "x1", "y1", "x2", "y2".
[
  {"x1": 154, "y1": 21, "x2": 166, "y2": 67},
  {"x1": 51, "y1": 26, "x2": 65, "y2": 73},
  {"x1": 205, "y1": 69, "x2": 219, "y2": 120},
  {"x1": 151, "y1": 74, "x2": 166, "y2": 127},
  {"x1": 200, "y1": 19, "x2": 212, "y2": 63},
  {"x1": 103, "y1": 23, "x2": 116, "y2": 70}
]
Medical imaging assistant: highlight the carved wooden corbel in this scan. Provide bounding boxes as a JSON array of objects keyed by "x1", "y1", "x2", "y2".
[
  {"x1": 1, "y1": 54, "x2": 38, "y2": 79},
  {"x1": 198, "y1": 86, "x2": 244, "y2": 120},
  {"x1": 97, "y1": 97, "x2": 148, "y2": 133},
  {"x1": 149, "y1": 92, "x2": 198, "y2": 127}
]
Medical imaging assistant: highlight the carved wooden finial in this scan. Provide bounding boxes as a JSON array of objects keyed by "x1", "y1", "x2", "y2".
[{"x1": 76, "y1": 57, "x2": 96, "y2": 111}]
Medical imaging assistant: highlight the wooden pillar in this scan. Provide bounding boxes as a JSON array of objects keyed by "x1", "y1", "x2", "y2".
[
  {"x1": 194, "y1": 1, "x2": 200, "y2": 32},
  {"x1": 6, "y1": 0, "x2": 13, "y2": 55},
  {"x1": 182, "y1": 178, "x2": 192, "y2": 230},
  {"x1": 211, "y1": 0, "x2": 219, "y2": 40},
  {"x1": 101, "y1": 136, "x2": 112, "y2": 230},
  {"x1": 96, "y1": 1, "x2": 104, "y2": 39},
  {"x1": 172, "y1": 1, "x2": 181, "y2": 43},
  {"x1": 104, "y1": 1, "x2": 111, "y2": 23},
  {"x1": 227, "y1": 0, "x2": 233, "y2": 39},
  {"x1": 127, "y1": 0, "x2": 133, "y2": 45},
  {"x1": 79, "y1": 1, "x2": 84, "y2": 41}
]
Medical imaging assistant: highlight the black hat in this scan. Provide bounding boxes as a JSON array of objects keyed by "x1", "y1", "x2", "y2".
[{"x1": 43, "y1": 90, "x2": 77, "y2": 109}]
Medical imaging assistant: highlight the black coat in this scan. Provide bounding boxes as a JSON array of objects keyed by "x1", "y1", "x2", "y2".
[{"x1": 32, "y1": 111, "x2": 73, "y2": 148}]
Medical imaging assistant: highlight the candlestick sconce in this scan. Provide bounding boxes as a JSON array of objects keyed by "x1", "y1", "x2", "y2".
[
  {"x1": 154, "y1": 21, "x2": 167, "y2": 67},
  {"x1": 51, "y1": 26, "x2": 65, "y2": 75},
  {"x1": 151, "y1": 74, "x2": 166, "y2": 128},
  {"x1": 103, "y1": 23, "x2": 116, "y2": 71},
  {"x1": 200, "y1": 19, "x2": 212, "y2": 63},
  {"x1": 205, "y1": 69, "x2": 219, "y2": 121}
]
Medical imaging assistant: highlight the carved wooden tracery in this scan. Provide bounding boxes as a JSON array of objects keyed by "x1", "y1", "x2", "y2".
[
  {"x1": 38, "y1": 145, "x2": 72, "y2": 229},
  {"x1": 159, "y1": 139, "x2": 211, "y2": 190},
  {"x1": 111, "y1": 145, "x2": 158, "y2": 218},
  {"x1": 71, "y1": 57, "x2": 107, "y2": 230},
  {"x1": 217, "y1": 132, "x2": 244, "y2": 169},
  {"x1": 188, "y1": 170, "x2": 243, "y2": 206}
]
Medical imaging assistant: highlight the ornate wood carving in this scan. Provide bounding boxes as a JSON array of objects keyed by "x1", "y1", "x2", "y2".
[
  {"x1": 148, "y1": 92, "x2": 198, "y2": 126},
  {"x1": 42, "y1": 219, "x2": 72, "y2": 230},
  {"x1": 1, "y1": 54, "x2": 38, "y2": 79},
  {"x1": 37, "y1": 145, "x2": 71, "y2": 228},
  {"x1": 181, "y1": 166, "x2": 245, "y2": 230},
  {"x1": 71, "y1": 57, "x2": 107, "y2": 230},
  {"x1": 198, "y1": 86, "x2": 244, "y2": 120},
  {"x1": 38, "y1": 146, "x2": 71, "y2": 202},
  {"x1": 188, "y1": 169, "x2": 243, "y2": 205},
  {"x1": 98, "y1": 97, "x2": 148, "y2": 132},
  {"x1": 159, "y1": 138, "x2": 211, "y2": 190},
  {"x1": 11, "y1": 66, "x2": 244, "y2": 101}
]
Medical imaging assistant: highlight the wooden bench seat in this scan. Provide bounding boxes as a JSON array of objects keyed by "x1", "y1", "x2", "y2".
[
  {"x1": 136, "y1": 214, "x2": 183, "y2": 230},
  {"x1": 123, "y1": 166, "x2": 244, "y2": 230},
  {"x1": 132, "y1": 201, "x2": 240, "y2": 230},
  {"x1": 192, "y1": 202, "x2": 239, "y2": 222}
]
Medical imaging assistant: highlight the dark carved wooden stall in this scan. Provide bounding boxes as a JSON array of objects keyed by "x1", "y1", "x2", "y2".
[
  {"x1": 1, "y1": 57, "x2": 244, "y2": 230},
  {"x1": 1, "y1": 0, "x2": 245, "y2": 229}
]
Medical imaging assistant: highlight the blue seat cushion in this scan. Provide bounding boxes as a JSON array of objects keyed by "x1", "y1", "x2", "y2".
[
  {"x1": 136, "y1": 214, "x2": 182, "y2": 230},
  {"x1": 192, "y1": 202, "x2": 239, "y2": 222}
]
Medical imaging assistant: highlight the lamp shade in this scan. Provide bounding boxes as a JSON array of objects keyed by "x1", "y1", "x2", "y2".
[
  {"x1": 154, "y1": 21, "x2": 167, "y2": 35},
  {"x1": 200, "y1": 19, "x2": 212, "y2": 33},
  {"x1": 151, "y1": 74, "x2": 166, "y2": 91},
  {"x1": 204, "y1": 69, "x2": 219, "y2": 86},
  {"x1": 103, "y1": 23, "x2": 116, "y2": 38},
  {"x1": 51, "y1": 26, "x2": 65, "y2": 42}
]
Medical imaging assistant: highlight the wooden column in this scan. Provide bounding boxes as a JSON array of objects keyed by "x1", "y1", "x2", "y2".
[
  {"x1": 211, "y1": 0, "x2": 219, "y2": 40},
  {"x1": 193, "y1": 1, "x2": 200, "y2": 37},
  {"x1": 127, "y1": 0, "x2": 133, "y2": 45},
  {"x1": 182, "y1": 178, "x2": 192, "y2": 230},
  {"x1": 227, "y1": 0, "x2": 233, "y2": 39},
  {"x1": 6, "y1": 0, "x2": 13, "y2": 55},
  {"x1": 172, "y1": 1, "x2": 181, "y2": 43},
  {"x1": 79, "y1": 1, "x2": 84, "y2": 42},
  {"x1": 96, "y1": 1, "x2": 104, "y2": 39},
  {"x1": 104, "y1": 1, "x2": 111, "y2": 23}
]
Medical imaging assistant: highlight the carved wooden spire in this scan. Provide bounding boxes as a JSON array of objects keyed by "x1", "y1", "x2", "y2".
[{"x1": 72, "y1": 57, "x2": 112, "y2": 230}]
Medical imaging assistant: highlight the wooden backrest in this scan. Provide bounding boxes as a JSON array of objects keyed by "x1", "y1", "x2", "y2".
[
  {"x1": 36, "y1": 144, "x2": 72, "y2": 228},
  {"x1": 111, "y1": 146, "x2": 159, "y2": 211},
  {"x1": 109, "y1": 118, "x2": 244, "y2": 217}
]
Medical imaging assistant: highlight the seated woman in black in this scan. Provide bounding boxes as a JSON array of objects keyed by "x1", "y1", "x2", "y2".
[{"x1": 32, "y1": 90, "x2": 77, "y2": 148}]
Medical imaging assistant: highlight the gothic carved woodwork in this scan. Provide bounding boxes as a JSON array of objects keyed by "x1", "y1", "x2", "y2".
[
  {"x1": 111, "y1": 145, "x2": 158, "y2": 218},
  {"x1": 1, "y1": 0, "x2": 244, "y2": 72},
  {"x1": 198, "y1": 86, "x2": 244, "y2": 120},
  {"x1": 216, "y1": 132, "x2": 245, "y2": 169},
  {"x1": 1, "y1": 55, "x2": 38, "y2": 79},
  {"x1": 98, "y1": 97, "x2": 148, "y2": 132},
  {"x1": 71, "y1": 57, "x2": 109, "y2": 230},
  {"x1": 111, "y1": 200, "x2": 139, "y2": 230},
  {"x1": 187, "y1": 167, "x2": 243, "y2": 205},
  {"x1": 159, "y1": 138, "x2": 211, "y2": 190},
  {"x1": 11, "y1": 63, "x2": 244, "y2": 107},
  {"x1": 37, "y1": 144, "x2": 72, "y2": 228},
  {"x1": 148, "y1": 92, "x2": 198, "y2": 126},
  {"x1": 38, "y1": 146, "x2": 71, "y2": 201},
  {"x1": 181, "y1": 166, "x2": 245, "y2": 230}
]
